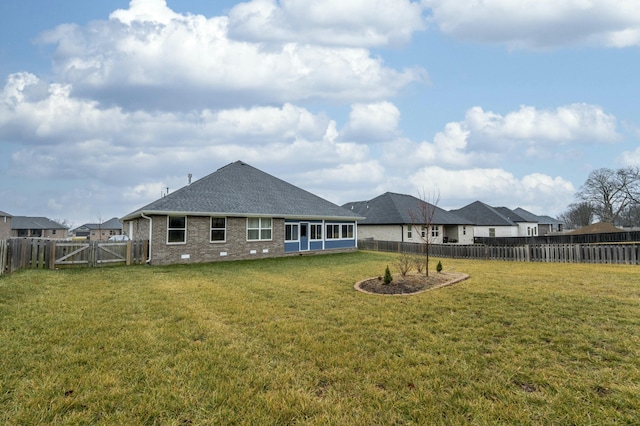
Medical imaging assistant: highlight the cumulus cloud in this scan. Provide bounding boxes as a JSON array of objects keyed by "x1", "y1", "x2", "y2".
[
  {"x1": 464, "y1": 103, "x2": 620, "y2": 152},
  {"x1": 618, "y1": 147, "x2": 640, "y2": 167},
  {"x1": 380, "y1": 103, "x2": 619, "y2": 171},
  {"x1": 340, "y1": 101, "x2": 401, "y2": 142},
  {"x1": 0, "y1": 73, "x2": 366, "y2": 186},
  {"x1": 423, "y1": 0, "x2": 640, "y2": 49},
  {"x1": 36, "y1": 0, "x2": 424, "y2": 110},
  {"x1": 228, "y1": 0, "x2": 426, "y2": 47},
  {"x1": 409, "y1": 166, "x2": 575, "y2": 214}
]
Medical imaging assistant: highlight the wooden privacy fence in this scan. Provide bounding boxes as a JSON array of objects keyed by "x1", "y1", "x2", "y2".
[
  {"x1": 1, "y1": 238, "x2": 148, "y2": 275},
  {"x1": 358, "y1": 240, "x2": 640, "y2": 265}
]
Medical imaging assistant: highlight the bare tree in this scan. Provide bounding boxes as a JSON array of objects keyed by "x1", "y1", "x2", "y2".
[
  {"x1": 557, "y1": 202, "x2": 594, "y2": 229},
  {"x1": 408, "y1": 188, "x2": 440, "y2": 277},
  {"x1": 576, "y1": 167, "x2": 640, "y2": 223}
]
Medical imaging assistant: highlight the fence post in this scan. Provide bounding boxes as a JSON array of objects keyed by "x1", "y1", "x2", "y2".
[
  {"x1": 126, "y1": 241, "x2": 132, "y2": 266},
  {"x1": 48, "y1": 240, "x2": 56, "y2": 270}
]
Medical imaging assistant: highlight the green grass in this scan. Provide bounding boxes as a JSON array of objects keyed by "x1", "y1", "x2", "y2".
[{"x1": 1, "y1": 251, "x2": 639, "y2": 425}]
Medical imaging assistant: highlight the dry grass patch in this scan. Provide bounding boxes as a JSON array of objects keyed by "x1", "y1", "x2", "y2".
[{"x1": 1, "y1": 252, "x2": 639, "y2": 424}]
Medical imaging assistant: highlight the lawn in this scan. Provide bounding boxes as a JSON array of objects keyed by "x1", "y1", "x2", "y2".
[{"x1": 1, "y1": 251, "x2": 639, "y2": 425}]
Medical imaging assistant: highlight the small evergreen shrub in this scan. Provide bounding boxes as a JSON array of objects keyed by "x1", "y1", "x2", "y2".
[
  {"x1": 436, "y1": 260, "x2": 443, "y2": 273},
  {"x1": 384, "y1": 265, "x2": 393, "y2": 284}
]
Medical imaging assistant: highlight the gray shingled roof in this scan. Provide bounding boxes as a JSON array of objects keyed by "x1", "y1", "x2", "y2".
[
  {"x1": 450, "y1": 201, "x2": 518, "y2": 226},
  {"x1": 0, "y1": 210, "x2": 12, "y2": 217},
  {"x1": 11, "y1": 216, "x2": 67, "y2": 230},
  {"x1": 513, "y1": 208, "x2": 563, "y2": 226},
  {"x1": 122, "y1": 161, "x2": 362, "y2": 221},
  {"x1": 494, "y1": 207, "x2": 529, "y2": 223},
  {"x1": 343, "y1": 192, "x2": 473, "y2": 225},
  {"x1": 73, "y1": 217, "x2": 123, "y2": 232}
]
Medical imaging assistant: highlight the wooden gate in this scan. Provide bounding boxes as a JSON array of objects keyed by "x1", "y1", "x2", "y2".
[
  {"x1": 95, "y1": 242, "x2": 128, "y2": 265},
  {"x1": 54, "y1": 242, "x2": 92, "y2": 267},
  {"x1": 1, "y1": 239, "x2": 148, "y2": 274}
]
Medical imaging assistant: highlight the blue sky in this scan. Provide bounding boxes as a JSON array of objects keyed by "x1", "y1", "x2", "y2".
[{"x1": 1, "y1": 0, "x2": 639, "y2": 228}]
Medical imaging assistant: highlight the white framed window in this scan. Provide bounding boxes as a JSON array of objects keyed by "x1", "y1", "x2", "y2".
[
  {"x1": 247, "y1": 218, "x2": 272, "y2": 241},
  {"x1": 310, "y1": 224, "x2": 322, "y2": 240},
  {"x1": 326, "y1": 223, "x2": 355, "y2": 240},
  {"x1": 431, "y1": 225, "x2": 439, "y2": 237},
  {"x1": 167, "y1": 216, "x2": 187, "y2": 244},
  {"x1": 489, "y1": 228, "x2": 496, "y2": 237},
  {"x1": 407, "y1": 226, "x2": 412, "y2": 239},
  {"x1": 211, "y1": 217, "x2": 226, "y2": 242},
  {"x1": 285, "y1": 223, "x2": 299, "y2": 242},
  {"x1": 342, "y1": 224, "x2": 354, "y2": 239},
  {"x1": 463, "y1": 226, "x2": 466, "y2": 235},
  {"x1": 326, "y1": 224, "x2": 340, "y2": 239}
]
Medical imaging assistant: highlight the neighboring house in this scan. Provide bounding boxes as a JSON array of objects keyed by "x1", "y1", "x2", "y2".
[
  {"x1": 0, "y1": 210, "x2": 12, "y2": 240},
  {"x1": 72, "y1": 217, "x2": 124, "y2": 241},
  {"x1": 342, "y1": 192, "x2": 475, "y2": 244},
  {"x1": 11, "y1": 216, "x2": 69, "y2": 239},
  {"x1": 513, "y1": 208, "x2": 564, "y2": 235},
  {"x1": 450, "y1": 201, "x2": 539, "y2": 238},
  {"x1": 121, "y1": 161, "x2": 363, "y2": 265}
]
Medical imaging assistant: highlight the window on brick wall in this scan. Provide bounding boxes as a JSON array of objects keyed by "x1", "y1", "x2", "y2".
[
  {"x1": 247, "y1": 218, "x2": 272, "y2": 241},
  {"x1": 211, "y1": 217, "x2": 226, "y2": 242},
  {"x1": 167, "y1": 216, "x2": 186, "y2": 244}
]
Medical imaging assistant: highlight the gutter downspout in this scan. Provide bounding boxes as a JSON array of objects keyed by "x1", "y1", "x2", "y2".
[{"x1": 141, "y1": 213, "x2": 152, "y2": 264}]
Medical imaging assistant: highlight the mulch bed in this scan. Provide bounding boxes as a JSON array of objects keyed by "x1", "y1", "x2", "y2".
[{"x1": 355, "y1": 272, "x2": 469, "y2": 295}]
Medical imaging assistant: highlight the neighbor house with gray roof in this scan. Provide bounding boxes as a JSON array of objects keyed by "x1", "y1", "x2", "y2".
[
  {"x1": 343, "y1": 192, "x2": 475, "y2": 244},
  {"x1": 11, "y1": 216, "x2": 69, "y2": 239},
  {"x1": 450, "y1": 201, "x2": 538, "y2": 238},
  {"x1": 0, "y1": 210, "x2": 12, "y2": 240},
  {"x1": 72, "y1": 217, "x2": 124, "y2": 241},
  {"x1": 121, "y1": 161, "x2": 363, "y2": 265},
  {"x1": 513, "y1": 208, "x2": 564, "y2": 235}
]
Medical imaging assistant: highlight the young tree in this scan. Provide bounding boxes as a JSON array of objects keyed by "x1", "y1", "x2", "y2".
[{"x1": 408, "y1": 188, "x2": 440, "y2": 277}]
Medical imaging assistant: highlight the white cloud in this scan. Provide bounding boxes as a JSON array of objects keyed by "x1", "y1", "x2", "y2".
[
  {"x1": 228, "y1": 0, "x2": 426, "y2": 47},
  {"x1": 409, "y1": 166, "x2": 574, "y2": 214},
  {"x1": 36, "y1": 0, "x2": 424, "y2": 110},
  {"x1": 465, "y1": 104, "x2": 619, "y2": 144},
  {"x1": 0, "y1": 73, "x2": 368, "y2": 187},
  {"x1": 618, "y1": 147, "x2": 640, "y2": 167},
  {"x1": 341, "y1": 101, "x2": 401, "y2": 142},
  {"x1": 423, "y1": 0, "x2": 640, "y2": 49},
  {"x1": 380, "y1": 103, "x2": 619, "y2": 171}
]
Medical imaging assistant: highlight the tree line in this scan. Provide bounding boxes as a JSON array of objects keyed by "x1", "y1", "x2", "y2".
[{"x1": 559, "y1": 167, "x2": 640, "y2": 229}]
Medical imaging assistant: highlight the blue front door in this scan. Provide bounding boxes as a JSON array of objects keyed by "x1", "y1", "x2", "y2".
[{"x1": 300, "y1": 222, "x2": 309, "y2": 251}]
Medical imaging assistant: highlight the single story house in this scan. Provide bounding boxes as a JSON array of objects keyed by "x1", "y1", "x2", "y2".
[
  {"x1": 0, "y1": 210, "x2": 12, "y2": 240},
  {"x1": 72, "y1": 217, "x2": 125, "y2": 241},
  {"x1": 343, "y1": 192, "x2": 475, "y2": 244},
  {"x1": 11, "y1": 216, "x2": 69, "y2": 239},
  {"x1": 121, "y1": 161, "x2": 363, "y2": 265},
  {"x1": 513, "y1": 208, "x2": 564, "y2": 235},
  {"x1": 450, "y1": 201, "x2": 539, "y2": 238}
]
